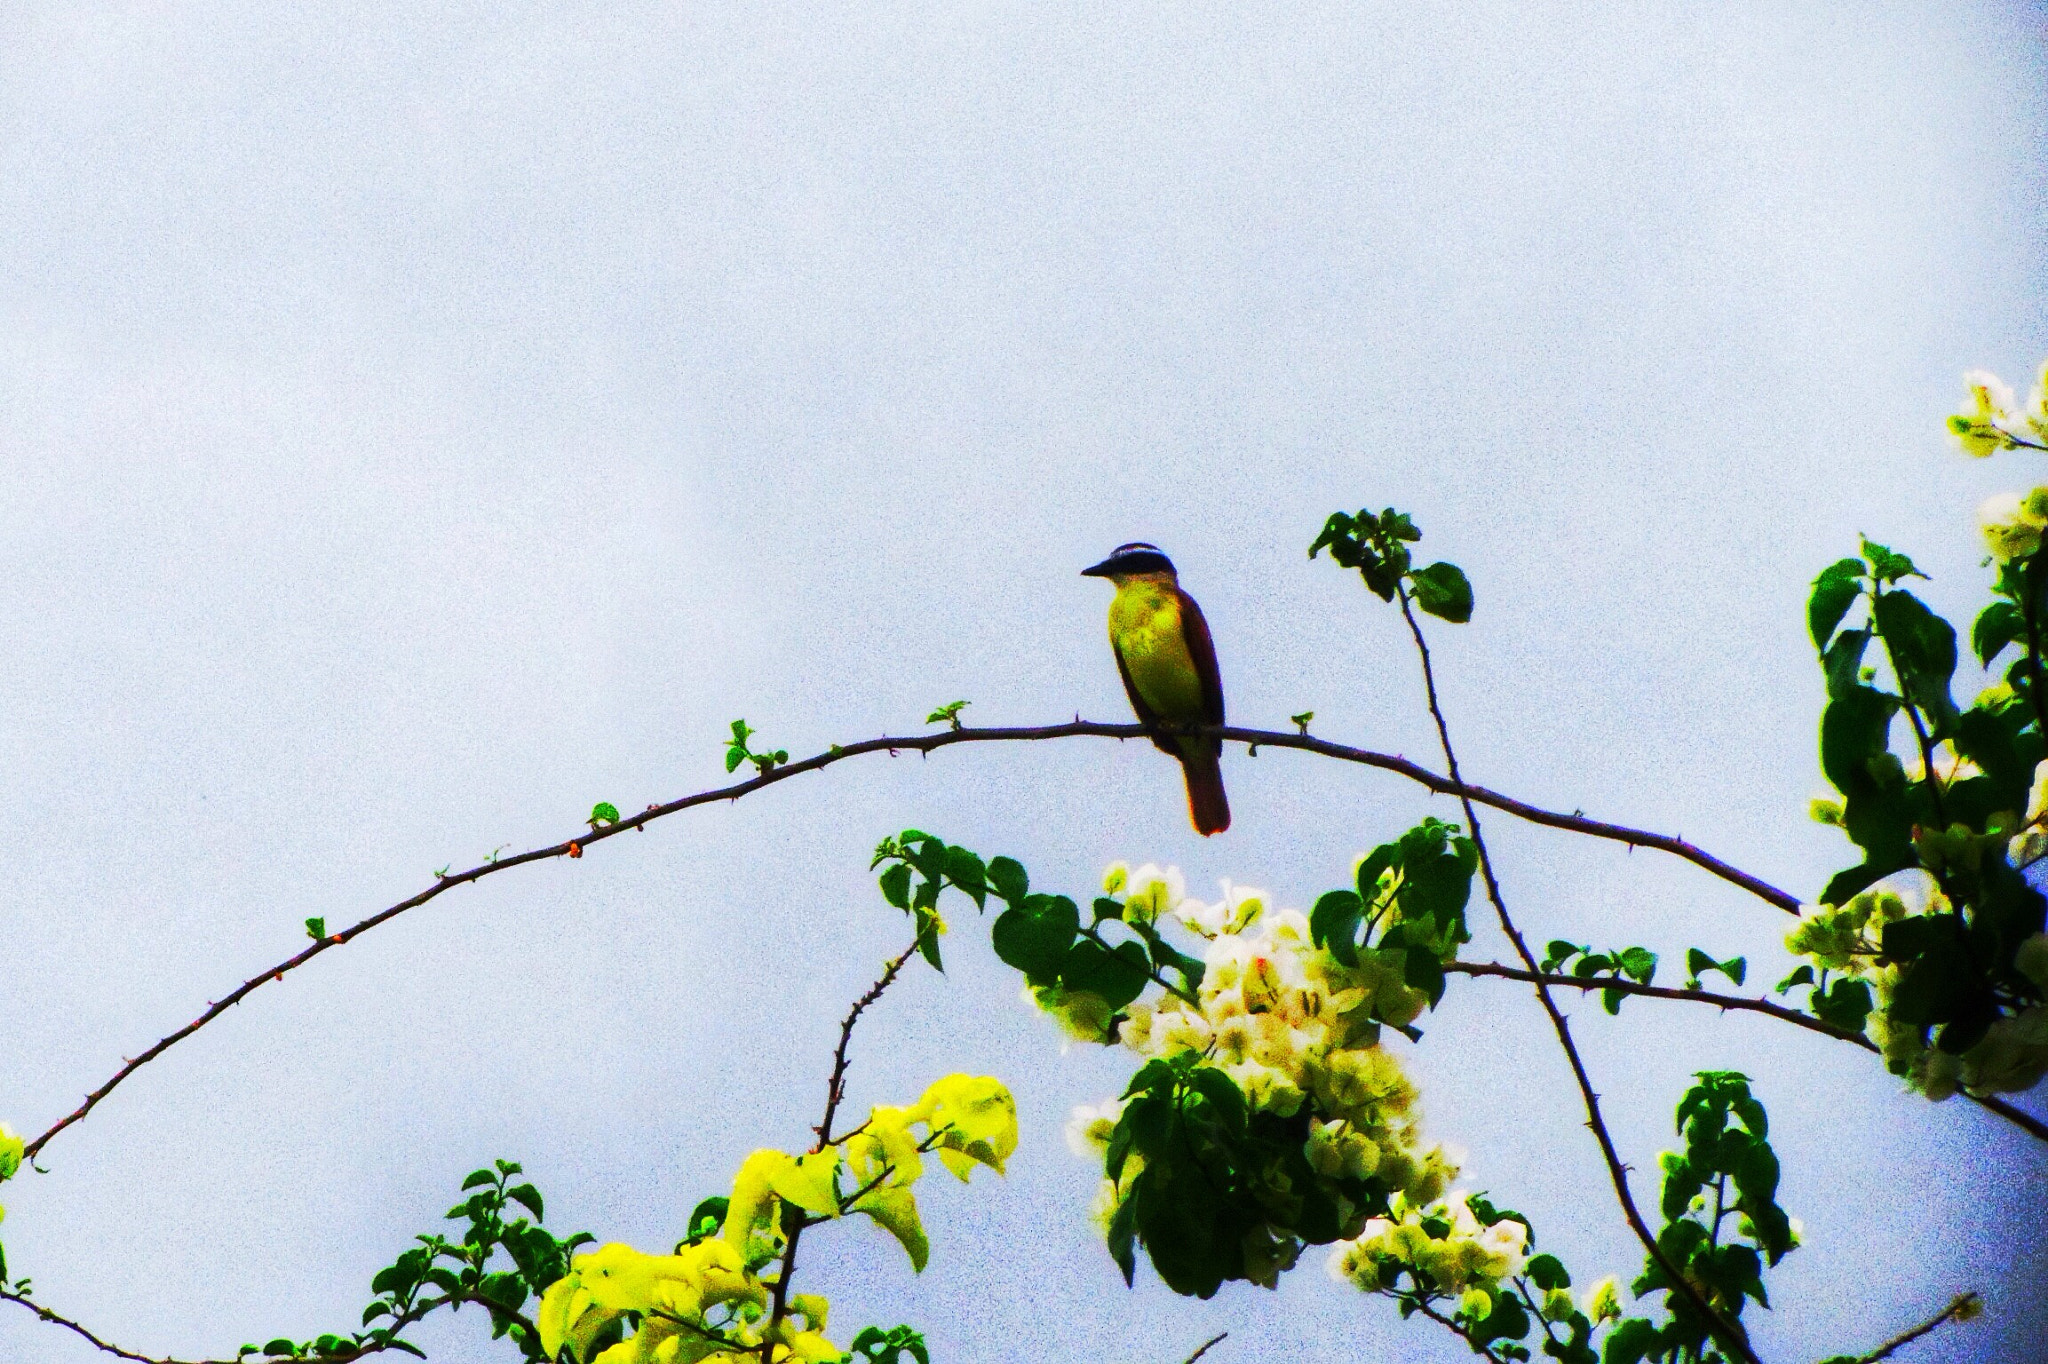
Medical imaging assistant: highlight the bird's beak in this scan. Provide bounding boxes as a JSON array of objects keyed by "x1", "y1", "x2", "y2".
[{"x1": 1081, "y1": 557, "x2": 1118, "y2": 578}]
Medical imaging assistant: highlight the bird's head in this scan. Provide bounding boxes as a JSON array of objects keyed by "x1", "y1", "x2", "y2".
[{"x1": 1081, "y1": 542, "x2": 1177, "y2": 584}]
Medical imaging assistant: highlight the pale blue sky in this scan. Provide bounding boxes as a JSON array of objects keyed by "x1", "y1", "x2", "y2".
[{"x1": 1, "y1": 3, "x2": 2045, "y2": 1361}]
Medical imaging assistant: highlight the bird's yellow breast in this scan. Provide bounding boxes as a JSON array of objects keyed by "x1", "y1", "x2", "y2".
[{"x1": 1108, "y1": 577, "x2": 1205, "y2": 722}]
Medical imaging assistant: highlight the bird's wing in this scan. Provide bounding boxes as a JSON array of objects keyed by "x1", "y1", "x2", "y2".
[
  {"x1": 1112, "y1": 636, "x2": 1180, "y2": 756},
  {"x1": 1175, "y1": 587, "x2": 1227, "y2": 746}
]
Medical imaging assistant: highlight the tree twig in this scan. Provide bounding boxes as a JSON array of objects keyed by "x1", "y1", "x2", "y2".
[
  {"x1": 765, "y1": 936, "x2": 927, "y2": 1360},
  {"x1": 1391, "y1": 586, "x2": 1762, "y2": 1364},
  {"x1": 1840, "y1": 1291, "x2": 1980, "y2": 1363},
  {"x1": 816, "y1": 940, "x2": 924, "y2": 1149},
  {"x1": 1446, "y1": 962, "x2": 2048, "y2": 1143},
  {"x1": 1181, "y1": 1330, "x2": 1229, "y2": 1364},
  {"x1": 0, "y1": 1290, "x2": 237, "y2": 1364},
  {"x1": 1403, "y1": 1292, "x2": 1512, "y2": 1360},
  {"x1": 22, "y1": 719, "x2": 1796, "y2": 1162}
]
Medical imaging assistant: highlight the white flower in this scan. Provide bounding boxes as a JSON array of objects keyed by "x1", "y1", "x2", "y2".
[
  {"x1": 1581, "y1": 1275, "x2": 1622, "y2": 1322},
  {"x1": 1065, "y1": 1099, "x2": 1124, "y2": 1158},
  {"x1": 1101, "y1": 862, "x2": 1130, "y2": 896},
  {"x1": 1953, "y1": 370, "x2": 2023, "y2": 457},
  {"x1": 1980, "y1": 491, "x2": 2041, "y2": 560},
  {"x1": 1122, "y1": 863, "x2": 1185, "y2": 925}
]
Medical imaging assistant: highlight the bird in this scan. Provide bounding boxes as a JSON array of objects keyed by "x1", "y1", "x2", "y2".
[{"x1": 1081, "y1": 542, "x2": 1230, "y2": 835}]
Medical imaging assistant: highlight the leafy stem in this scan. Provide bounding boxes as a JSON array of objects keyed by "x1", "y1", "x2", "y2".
[{"x1": 1390, "y1": 579, "x2": 1761, "y2": 1364}]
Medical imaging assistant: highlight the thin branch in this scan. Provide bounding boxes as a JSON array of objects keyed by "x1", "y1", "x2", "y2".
[
  {"x1": 1, "y1": 1261, "x2": 534, "y2": 1363},
  {"x1": 767, "y1": 936, "x2": 927, "y2": 1360},
  {"x1": 1446, "y1": 961, "x2": 2048, "y2": 1144},
  {"x1": 1181, "y1": 1330, "x2": 1229, "y2": 1364},
  {"x1": 1391, "y1": 586, "x2": 1761, "y2": 1364},
  {"x1": 1404, "y1": 1292, "x2": 1512, "y2": 1360},
  {"x1": 23, "y1": 719, "x2": 1795, "y2": 1161},
  {"x1": 1840, "y1": 1292, "x2": 1980, "y2": 1363},
  {"x1": 0, "y1": 1291, "x2": 236, "y2": 1364},
  {"x1": 817, "y1": 940, "x2": 924, "y2": 1149},
  {"x1": 1447, "y1": 963, "x2": 1863, "y2": 1044}
]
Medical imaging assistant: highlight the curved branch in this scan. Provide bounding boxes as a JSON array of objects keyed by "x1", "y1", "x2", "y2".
[
  {"x1": 1447, "y1": 962, "x2": 1862, "y2": 1044},
  {"x1": 25, "y1": 719, "x2": 1796, "y2": 1160},
  {"x1": 1447, "y1": 962, "x2": 2048, "y2": 1144},
  {"x1": 0, "y1": 1290, "x2": 238, "y2": 1364},
  {"x1": 0, "y1": 1281, "x2": 526, "y2": 1364},
  {"x1": 1840, "y1": 1292, "x2": 1979, "y2": 1363}
]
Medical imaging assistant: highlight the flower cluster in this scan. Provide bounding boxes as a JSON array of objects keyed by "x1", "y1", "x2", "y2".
[
  {"x1": 1786, "y1": 886, "x2": 2048, "y2": 1099},
  {"x1": 1950, "y1": 363, "x2": 2048, "y2": 459},
  {"x1": 1044, "y1": 861, "x2": 1471, "y2": 1297},
  {"x1": 1325, "y1": 1190, "x2": 1530, "y2": 1317},
  {"x1": 537, "y1": 1075, "x2": 1015, "y2": 1364},
  {"x1": 1083, "y1": 864, "x2": 1455, "y2": 1203}
]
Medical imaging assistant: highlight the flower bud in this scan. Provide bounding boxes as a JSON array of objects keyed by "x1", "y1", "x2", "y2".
[{"x1": 1581, "y1": 1275, "x2": 1622, "y2": 1322}]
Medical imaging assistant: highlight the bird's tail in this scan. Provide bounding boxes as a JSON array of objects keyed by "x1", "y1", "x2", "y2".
[{"x1": 1179, "y1": 748, "x2": 1231, "y2": 836}]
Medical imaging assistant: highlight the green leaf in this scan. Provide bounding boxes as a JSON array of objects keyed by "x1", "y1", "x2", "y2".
[
  {"x1": 1310, "y1": 889, "x2": 1363, "y2": 965},
  {"x1": 1973, "y1": 600, "x2": 2025, "y2": 668},
  {"x1": 1872, "y1": 589, "x2": 1959, "y2": 733},
  {"x1": 943, "y1": 847, "x2": 987, "y2": 907},
  {"x1": 304, "y1": 917, "x2": 326, "y2": 940},
  {"x1": 505, "y1": 1184, "x2": 543, "y2": 1221},
  {"x1": 1775, "y1": 964, "x2": 1815, "y2": 993},
  {"x1": 1401, "y1": 946, "x2": 1447, "y2": 1008},
  {"x1": 685, "y1": 1196, "x2": 730, "y2": 1243},
  {"x1": 1410, "y1": 561, "x2": 1474, "y2": 623},
  {"x1": 1187, "y1": 1067, "x2": 1248, "y2": 1140},
  {"x1": 1808, "y1": 558, "x2": 1866, "y2": 651},
  {"x1": 1106, "y1": 1189, "x2": 1138, "y2": 1286},
  {"x1": 1860, "y1": 538, "x2": 1926, "y2": 585},
  {"x1": 1355, "y1": 844, "x2": 1397, "y2": 903},
  {"x1": 1818, "y1": 685, "x2": 1898, "y2": 794},
  {"x1": 1526, "y1": 1253, "x2": 1571, "y2": 1290},
  {"x1": 878, "y1": 863, "x2": 912, "y2": 910},
  {"x1": 990, "y1": 895, "x2": 1080, "y2": 982},
  {"x1": 986, "y1": 855, "x2": 1028, "y2": 905},
  {"x1": 1603, "y1": 1318, "x2": 1661, "y2": 1364},
  {"x1": 589, "y1": 802, "x2": 620, "y2": 826},
  {"x1": 1061, "y1": 938, "x2": 1151, "y2": 1009},
  {"x1": 925, "y1": 700, "x2": 970, "y2": 728},
  {"x1": 460, "y1": 1169, "x2": 496, "y2": 1191}
]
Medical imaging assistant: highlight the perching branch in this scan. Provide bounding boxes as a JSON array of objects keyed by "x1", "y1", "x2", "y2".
[
  {"x1": 1390, "y1": 586, "x2": 1762, "y2": 1364},
  {"x1": 23, "y1": 719, "x2": 1798, "y2": 1162},
  {"x1": 1447, "y1": 962, "x2": 2048, "y2": 1144},
  {"x1": 1837, "y1": 1291, "x2": 1980, "y2": 1363},
  {"x1": 1180, "y1": 1331, "x2": 1229, "y2": 1364}
]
